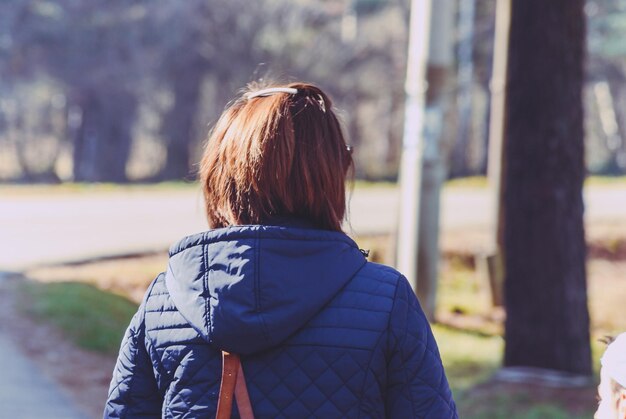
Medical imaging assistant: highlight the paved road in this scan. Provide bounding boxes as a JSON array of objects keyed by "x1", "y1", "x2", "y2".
[
  {"x1": 0, "y1": 328, "x2": 88, "y2": 419},
  {"x1": 1, "y1": 185, "x2": 626, "y2": 271}
]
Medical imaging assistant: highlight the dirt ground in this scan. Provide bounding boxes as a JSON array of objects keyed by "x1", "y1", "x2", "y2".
[{"x1": 6, "y1": 220, "x2": 626, "y2": 418}]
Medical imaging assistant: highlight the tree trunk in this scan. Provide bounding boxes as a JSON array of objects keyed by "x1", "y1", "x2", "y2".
[
  {"x1": 503, "y1": 0, "x2": 591, "y2": 375},
  {"x1": 158, "y1": 60, "x2": 204, "y2": 181},
  {"x1": 607, "y1": 77, "x2": 626, "y2": 172},
  {"x1": 450, "y1": 0, "x2": 476, "y2": 178},
  {"x1": 72, "y1": 85, "x2": 136, "y2": 183}
]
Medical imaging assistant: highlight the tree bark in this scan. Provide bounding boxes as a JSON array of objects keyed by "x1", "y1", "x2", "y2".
[
  {"x1": 503, "y1": 0, "x2": 591, "y2": 375},
  {"x1": 72, "y1": 85, "x2": 136, "y2": 183},
  {"x1": 159, "y1": 64, "x2": 204, "y2": 180}
]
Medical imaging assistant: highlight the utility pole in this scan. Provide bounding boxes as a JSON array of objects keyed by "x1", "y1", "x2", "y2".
[
  {"x1": 396, "y1": 0, "x2": 454, "y2": 320},
  {"x1": 484, "y1": 0, "x2": 512, "y2": 307},
  {"x1": 396, "y1": 0, "x2": 433, "y2": 296}
]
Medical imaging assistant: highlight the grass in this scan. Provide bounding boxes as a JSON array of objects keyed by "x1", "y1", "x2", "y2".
[
  {"x1": 460, "y1": 397, "x2": 591, "y2": 419},
  {"x1": 3, "y1": 175, "x2": 626, "y2": 199},
  {"x1": 432, "y1": 321, "x2": 597, "y2": 418},
  {"x1": 26, "y1": 252, "x2": 167, "y2": 303},
  {"x1": 585, "y1": 175, "x2": 626, "y2": 187},
  {"x1": 0, "y1": 180, "x2": 197, "y2": 196},
  {"x1": 442, "y1": 175, "x2": 626, "y2": 189},
  {"x1": 356, "y1": 174, "x2": 626, "y2": 190},
  {"x1": 20, "y1": 281, "x2": 139, "y2": 355},
  {"x1": 437, "y1": 256, "x2": 492, "y2": 317},
  {"x1": 352, "y1": 179, "x2": 397, "y2": 190},
  {"x1": 432, "y1": 325, "x2": 503, "y2": 391},
  {"x1": 445, "y1": 176, "x2": 489, "y2": 188}
]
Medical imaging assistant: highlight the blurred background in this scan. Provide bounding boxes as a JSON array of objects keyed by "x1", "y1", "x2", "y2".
[
  {"x1": 1, "y1": 0, "x2": 626, "y2": 418},
  {"x1": 1, "y1": 0, "x2": 625, "y2": 183}
]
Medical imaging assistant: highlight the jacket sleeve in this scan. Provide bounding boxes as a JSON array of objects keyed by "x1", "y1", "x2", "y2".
[
  {"x1": 385, "y1": 275, "x2": 458, "y2": 419},
  {"x1": 104, "y1": 297, "x2": 162, "y2": 418}
]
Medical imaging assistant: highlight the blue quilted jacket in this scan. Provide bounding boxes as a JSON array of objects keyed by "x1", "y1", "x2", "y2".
[{"x1": 104, "y1": 222, "x2": 457, "y2": 418}]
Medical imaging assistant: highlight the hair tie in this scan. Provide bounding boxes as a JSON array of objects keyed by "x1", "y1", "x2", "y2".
[
  {"x1": 246, "y1": 87, "x2": 298, "y2": 100},
  {"x1": 290, "y1": 93, "x2": 327, "y2": 114}
]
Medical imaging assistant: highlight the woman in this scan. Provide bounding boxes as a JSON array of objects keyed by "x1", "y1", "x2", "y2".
[{"x1": 104, "y1": 82, "x2": 457, "y2": 418}]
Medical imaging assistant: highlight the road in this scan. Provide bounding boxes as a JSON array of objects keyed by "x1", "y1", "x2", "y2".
[
  {"x1": 0, "y1": 274, "x2": 89, "y2": 419},
  {"x1": 0, "y1": 332, "x2": 89, "y2": 419},
  {"x1": 1, "y1": 185, "x2": 625, "y2": 271}
]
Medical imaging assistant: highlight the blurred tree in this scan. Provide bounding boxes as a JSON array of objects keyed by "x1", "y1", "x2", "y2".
[
  {"x1": 10, "y1": 82, "x2": 67, "y2": 181},
  {"x1": 503, "y1": 0, "x2": 591, "y2": 375},
  {"x1": 449, "y1": 0, "x2": 476, "y2": 178},
  {"x1": 148, "y1": 0, "x2": 267, "y2": 180},
  {"x1": 146, "y1": 1, "x2": 210, "y2": 180},
  {"x1": 2, "y1": 0, "x2": 626, "y2": 182},
  {"x1": 147, "y1": 0, "x2": 409, "y2": 180},
  {"x1": 587, "y1": 0, "x2": 626, "y2": 172},
  {"x1": 353, "y1": 0, "x2": 388, "y2": 15},
  {"x1": 7, "y1": 0, "x2": 145, "y2": 182},
  {"x1": 0, "y1": 0, "x2": 412, "y2": 182},
  {"x1": 446, "y1": 0, "x2": 496, "y2": 178}
]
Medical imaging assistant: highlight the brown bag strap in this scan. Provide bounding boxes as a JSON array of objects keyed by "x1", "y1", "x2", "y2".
[
  {"x1": 234, "y1": 359, "x2": 254, "y2": 419},
  {"x1": 216, "y1": 351, "x2": 255, "y2": 419},
  {"x1": 216, "y1": 352, "x2": 238, "y2": 419}
]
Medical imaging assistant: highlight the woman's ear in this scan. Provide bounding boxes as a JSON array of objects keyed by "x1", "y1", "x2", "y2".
[{"x1": 618, "y1": 388, "x2": 626, "y2": 419}]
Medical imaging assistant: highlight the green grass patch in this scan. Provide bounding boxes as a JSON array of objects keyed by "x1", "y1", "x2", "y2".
[
  {"x1": 352, "y1": 180, "x2": 397, "y2": 190},
  {"x1": 445, "y1": 176, "x2": 489, "y2": 189},
  {"x1": 437, "y1": 258, "x2": 492, "y2": 317},
  {"x1": 4, "y1": 174, "x2": 625, "y2": 198},
  {"x1": 585, "y1": 175, "x2": 626, "y2": 187},
  {"x1": 355, "y1": 174, "x2": 626, "y2": 190},
  {"x1": 443, "y1": 175, "x2": 626, "y2": 189},
  {"x1": 0, "y1": 181, "x2": 197, "y2": 196},
  {"x1": 430, "y1": 325, "x2": 596, "y2": 418},
  {"x1": 20, "y1": 281, "x2": 139, "y2": 355},
  {"x1": 432, "y1": 325, "x2": 503, "y2": 392},
  {"x1": 460, "y1": 396, "x2": 590, "y2": 419},
  {"x1": 354, "y1": 176, "x2": 492, "y2": 190}
]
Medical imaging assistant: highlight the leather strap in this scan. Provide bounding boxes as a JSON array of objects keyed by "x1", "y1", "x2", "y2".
[
  {"x1": 216, "y1": 352, "x2": 255, "y2": 419},
  {"x1": 234, "y1": 362, "x2": 254, "y2": 419},
  {"x1": 216, "y1": 352, "x2": 238, "y2": 419}
]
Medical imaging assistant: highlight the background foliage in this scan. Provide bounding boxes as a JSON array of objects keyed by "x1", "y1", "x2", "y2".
[{"x1": 0, "y1": 0, "x2": 625, "y2": 182}]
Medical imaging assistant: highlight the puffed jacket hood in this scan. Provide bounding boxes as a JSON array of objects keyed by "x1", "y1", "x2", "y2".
[
  {"x1": 165, "y1": 222, "x2": 367, "y2": 355},
  {"x1": 105, "y1": 220, "x2": 458, "y2": 418}
]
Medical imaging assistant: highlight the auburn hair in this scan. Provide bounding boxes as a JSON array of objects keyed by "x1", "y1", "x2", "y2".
[{"x1": 199, "y1": 82, "x2": 353, "y2": 231}]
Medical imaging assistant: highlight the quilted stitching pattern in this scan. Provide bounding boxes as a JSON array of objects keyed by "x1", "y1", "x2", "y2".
[
  {"x1": 104, "y1": 228, "x2": 457, "y2": 419},
  {"x1": 105, "y1": 278, "x2": 163, "y2": 418},
  {"x1": 386, "y1": 274, "x2": 456, "y2": 418}
]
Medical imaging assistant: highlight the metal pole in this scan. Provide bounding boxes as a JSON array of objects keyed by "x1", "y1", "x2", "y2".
[
  {"x1": 397, "y1": 0, "x2": 454, "y2": 320},
  {"x1": 484, "y1": 0, "x2": 512, "y2": 307},
  {"x1": 396, "y1": 0, "x2": 433, "y2": 289}
]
